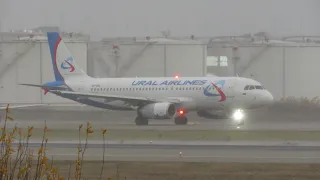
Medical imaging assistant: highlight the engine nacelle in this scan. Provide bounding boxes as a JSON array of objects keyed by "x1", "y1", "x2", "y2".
[
  {"x1": 138, "y1": 103, "x2": 176, "y2": 119},
  {"x1": 197, "y1": 110, "x2": 229, "y2": 119}
]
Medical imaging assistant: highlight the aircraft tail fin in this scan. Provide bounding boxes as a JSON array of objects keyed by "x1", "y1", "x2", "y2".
[{"x1": 47, "y1": 32, "x2": 91, "y2": 81}]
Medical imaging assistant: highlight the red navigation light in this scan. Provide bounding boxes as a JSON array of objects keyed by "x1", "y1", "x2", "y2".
[
  {"x1": 43, "y1": 88, "x2": 48, "y2": 95},
  {"x1": 174, "y1": 75, "x2": 179, "y2": 79},
  {"x1": 179, "y1": 110, "x2": 184, "y2": 115}
]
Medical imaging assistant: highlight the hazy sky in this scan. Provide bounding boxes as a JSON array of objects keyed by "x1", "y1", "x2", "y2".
[{"x1": 0, "y1": 0, "x2": 319, "y2": 40}]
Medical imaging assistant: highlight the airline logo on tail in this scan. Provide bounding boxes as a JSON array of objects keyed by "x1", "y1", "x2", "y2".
[
  {"x1": 203, "y1": 80, "x2": 226, "y2": 102},
  {"x1": 60, "y1": 57, "x2": 75, "y2": 72}
]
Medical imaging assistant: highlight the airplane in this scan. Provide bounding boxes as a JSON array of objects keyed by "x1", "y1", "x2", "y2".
[{"x1": 20, "y1": 32, "x2": 274, "y2": 126}]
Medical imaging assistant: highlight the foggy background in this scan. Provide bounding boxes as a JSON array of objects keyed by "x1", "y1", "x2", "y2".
[
  {"x1": 1, "y1": 0, "x2": 319, "y2": 40},
  {"x1": 0, "y1": 0, "x2": 320, "y2": 104}
]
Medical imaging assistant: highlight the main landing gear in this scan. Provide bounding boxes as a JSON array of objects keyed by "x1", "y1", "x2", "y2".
[
  {"x1": 174, "y1": 115, "x2": 188, "y2": 125},
  {"x1": 135, "y1": 116, "x2": 149, "y2": 125}
]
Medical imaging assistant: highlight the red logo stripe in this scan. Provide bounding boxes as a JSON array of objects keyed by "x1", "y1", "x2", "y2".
[{"x1": 211, "y1": 83, "x2": 226, "y2": 102}]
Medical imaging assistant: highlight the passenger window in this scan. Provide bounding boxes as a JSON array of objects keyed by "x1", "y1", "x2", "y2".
[
  {"x1": 244, "y1": 85, "x2": 249, "y2": 90},
  {"x1": 249, "y1": 86, "x2": 255, "y2": 90}
]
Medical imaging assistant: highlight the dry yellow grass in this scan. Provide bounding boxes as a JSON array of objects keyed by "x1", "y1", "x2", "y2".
[{"x1": 0, "y1": 104, "x2": 107, "y2": 180}]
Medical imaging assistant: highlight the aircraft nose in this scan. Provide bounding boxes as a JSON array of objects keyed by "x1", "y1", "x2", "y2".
[{"x1": 264, "y1": 90, "x2": 274, "y2": 105}]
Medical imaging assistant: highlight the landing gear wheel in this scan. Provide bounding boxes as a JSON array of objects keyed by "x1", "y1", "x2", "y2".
[
  {"x1": 236, "y1": 120, "x2": 245, "y2": 129},
  {"x1": 135, "y1": 116, "x2": 149, "y2": 125},
  {"x1": 174, "y1": 116, "x2": 188, "y2": 125},
  {"x1": 237, "y1": 120, "x2": 244, "y2": 126}
]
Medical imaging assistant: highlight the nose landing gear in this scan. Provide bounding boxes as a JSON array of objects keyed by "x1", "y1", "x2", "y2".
[{"x1": 231, "y1": 109, "x2": 245, "y2": 128}]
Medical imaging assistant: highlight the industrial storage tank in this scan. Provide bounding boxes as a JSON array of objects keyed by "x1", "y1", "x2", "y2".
[
  {"x1": 0, "y1": 30, "x2": 89, "y2": 105},
  {"x1": 88, "y1": 36, "x2": 207, "y2": 78}
]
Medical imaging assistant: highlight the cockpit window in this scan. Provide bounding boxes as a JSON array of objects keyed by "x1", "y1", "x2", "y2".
[
  {"x1": 255, "y1": 85, "x2": 263, "y2": 89},
  {"x1": 244, "y1": 85, "x2": 264, "y2": 90}
]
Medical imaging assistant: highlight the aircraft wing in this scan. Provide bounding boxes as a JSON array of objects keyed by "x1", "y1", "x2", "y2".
[
  {"x1": 0, "y1": 104, "x2": 46, "y2": 110},
  {"x1": 50, "y1": 90, "x2": 182, "y2": 106}
]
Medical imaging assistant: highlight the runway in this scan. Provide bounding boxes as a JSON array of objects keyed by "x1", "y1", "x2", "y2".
[
  {"x1": 6, "y1": 112, "x2": 320, "y2": 131},
  {"x1": 3, "y1": 102, "x2": 320, "y2": 131},
  {"x1": 9, "y1": 141, "x2": 320, "y2": 163},
  {"x1": 8, "y1": 119, "x2": 320, "y2": 131},
  {"x1": 1, "y1": 104, "x2": 320, "y2": 164}
]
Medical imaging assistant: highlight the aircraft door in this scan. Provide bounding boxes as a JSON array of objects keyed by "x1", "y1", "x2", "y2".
[
  {"x1": 225, "y1": 79, "x2": 235, "y2": 99},
  {"x1": 232, "y1": 81, "x2": 249, "y2": 108}
]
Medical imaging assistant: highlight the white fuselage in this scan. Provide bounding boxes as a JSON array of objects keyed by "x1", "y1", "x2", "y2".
[
  {"x1": 64, "y1": 76, "x2": 274, "y2": 112},
  {"x1": 21, "y1": 32, "x2": 275, "y2": 125}
]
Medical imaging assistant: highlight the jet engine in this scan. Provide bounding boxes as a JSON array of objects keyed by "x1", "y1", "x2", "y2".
[{"x1": 138, "y1": 103, "x2": 176, "y2": 119}]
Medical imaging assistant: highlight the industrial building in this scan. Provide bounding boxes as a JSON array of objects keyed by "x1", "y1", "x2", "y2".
[{"x1": 0, "y1": 27, "x2": 319, "y2": 104}]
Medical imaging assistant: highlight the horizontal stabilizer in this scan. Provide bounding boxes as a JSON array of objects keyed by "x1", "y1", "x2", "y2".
[
  {"x1": 0, "y1": 104, "x2": 47, "y2": 110},
  {"x1": 19, "y1": 83, "x2": 67, "y2": 90}
]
